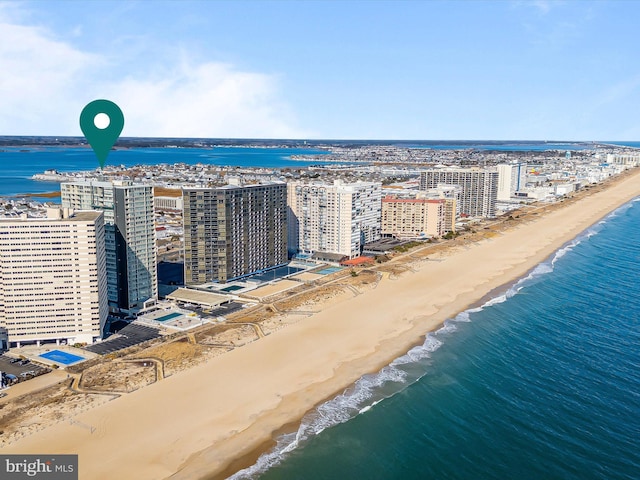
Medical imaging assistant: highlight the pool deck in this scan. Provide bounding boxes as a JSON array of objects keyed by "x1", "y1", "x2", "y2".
[
  {"x1": 293, "y1": 272, "x2": 325, "y2": 282},
  {"x1": 8, "y1": 345, "x2": 100, "y2": 367},
  {"x1": 316, "y1": 267, "x2": 344, "y2": 275},
  {"x1": 156, "y1": 312, "x2": 184, "y2": 322},
  {"x1": 136, "y1": 306, "x2": 209, "y2": 331},
  {"x1": 243, "y1": 279, "x2": 301, "y2": 300}
]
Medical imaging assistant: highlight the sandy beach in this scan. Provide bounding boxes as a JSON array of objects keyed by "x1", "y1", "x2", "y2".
[{"x1": 4, "y1": 167, "x2": 640, "y2": 480}]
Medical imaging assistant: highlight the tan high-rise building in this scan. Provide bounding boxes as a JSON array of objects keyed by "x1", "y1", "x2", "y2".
[
  {"x1": 381, "y1": 196, "x2": 454, "y2": 239},
  {"x1": 0, "y1": 209, "x2": 108, "y2": 348},
  {"x1": 183, "y1": 182, "x2": 288, "y2": 285},
  {"x1": 420, "y1": 168, "x2": 498, "y2": 218}
]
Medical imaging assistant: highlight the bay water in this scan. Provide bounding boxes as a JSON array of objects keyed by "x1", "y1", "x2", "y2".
[{"x1": 0, "y1": 146, "x2": 325, "y2": 197}]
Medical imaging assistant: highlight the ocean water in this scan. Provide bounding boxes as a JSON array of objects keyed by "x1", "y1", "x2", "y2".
[
  {"x1": 232, "y1": 199, "x2": 640, "y2": 480},
  {"x1": 607, "y1": 141, "x2": 640, "y2": 149},
  {"x1": 0, "y1": 146, "x2": 326, "y2": 197}
]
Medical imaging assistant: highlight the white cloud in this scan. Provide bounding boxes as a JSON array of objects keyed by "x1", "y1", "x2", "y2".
[
  {"x1": 107, "y1": 60, "x2": 306, "y2": 138},
  {"x1": 0, "y1": 6, "x2": 308, "y2": 138},
  {"x1": 0, "y1": 8, "x2": 101, "y2": 134}
]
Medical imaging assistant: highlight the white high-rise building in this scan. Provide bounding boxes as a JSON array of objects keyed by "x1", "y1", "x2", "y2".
[
  {"x1": 0, "y1": 209, "x2": 108, "y2": 348},
  {"x1": 288, "y1": 180, "x2": 382, "y2": 259},
  {"x1": 61, "y1": 180, "x2": 157, "y2": 313},
  {"x1": 419, "y1": 168, "x2": 498, "y2": 218},
  {"x1": 606, "y1": 153, "x2": 640, "y2": 168},
  {"x1": 497, "y1": 163, "x2": 526, "y2": 201}
]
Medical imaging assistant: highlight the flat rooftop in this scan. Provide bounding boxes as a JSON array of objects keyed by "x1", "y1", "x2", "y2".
[
  {"x1": 0, "y1": 210, "x2": 102, "y2": 223},
  {"x1": 166, "y1": 288, "x2": 231, "y2": 308}
]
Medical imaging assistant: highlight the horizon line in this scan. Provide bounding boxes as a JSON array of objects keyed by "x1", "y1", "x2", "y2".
[{"x1": 1, "y1": 136, "x2": 635, "y2": 144}]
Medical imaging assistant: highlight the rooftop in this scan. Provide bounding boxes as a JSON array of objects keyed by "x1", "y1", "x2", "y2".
[
  {"x1": 0, "y1": 209, "x2": 102, "y2": 223},
  {"x1": 166, "y1": 288, "x2": 232, "y2": 308}
]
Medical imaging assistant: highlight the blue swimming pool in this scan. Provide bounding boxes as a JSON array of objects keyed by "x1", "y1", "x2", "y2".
[
  {"x1": 39, "y1": 350, "x2": 85, "y2": 365},
  {"x1": 317, "y1": 266, "x2": 343, "y2": 275},
  {"x1": 156, "y1": 312, "x2": 183, "y2": 322},
  {"x1": 250, "y1": 265, "x2": 305, "y2": 282}
]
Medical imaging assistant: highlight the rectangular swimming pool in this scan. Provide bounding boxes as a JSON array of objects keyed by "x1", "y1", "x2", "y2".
[
  {"x1": 155, "y1": 312, "x2": 183, "y2": 322},
  {"x1": 221, "y1": 285, "x2": 244, "y2": 292},
  {"x1": 317, "y1": 266, "x2": 343, "y2": 275},
  {"x1": 39, "y1": 350, "x2": 85, "y2": 365}
]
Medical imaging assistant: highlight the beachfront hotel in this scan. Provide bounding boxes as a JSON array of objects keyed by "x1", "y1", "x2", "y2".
[
  {"x1": 497, "y1": 163, "x2": 527, "y2": 201},
  {"x1": 287, "y1": 180, "x2": 382, "y2": 259},
  {"x1": 419, "y1": 168, "x2": 499, "y2": 218},
  {"x1": 381, "y1": 194, "x2": 455, "y2": 239},
  {"x1": 183, "y1": 182, "x2": 288, "y2": 284},
  {"x1": 61, "y1": 180, "x2": 157, "y2": 313},
  {"x1": 0, "y1": 209, "x2": 108, "y2": 349}
]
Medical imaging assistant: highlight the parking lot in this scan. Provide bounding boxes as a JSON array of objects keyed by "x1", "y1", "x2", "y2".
[
  {"x1": 0, "y1": 354, "x2": 50, "y2": 384},
  {"x1": 84, "y1": 323, "x2": 162, "y2": 355}
]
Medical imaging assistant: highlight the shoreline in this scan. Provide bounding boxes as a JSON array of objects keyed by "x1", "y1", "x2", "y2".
[
  {"x1": 3, "y1": 168, "x2": 640, "y2": 480},
  {"x1": 22, "y1": 191, "x2": 61, "y2": 198},
  {"x1": 176, "y1": 168, "x2": 640, "y2": 480},
  {"x1": 216, "y1": 198, "x2": 635, "y2": 479}
]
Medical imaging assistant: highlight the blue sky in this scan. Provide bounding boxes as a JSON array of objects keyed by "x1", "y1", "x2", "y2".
[{"x1": 1, "y1": 0, "x2": 639, "y2": 140}]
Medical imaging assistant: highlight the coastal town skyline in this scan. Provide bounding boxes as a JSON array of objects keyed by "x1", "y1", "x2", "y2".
[
  {"x1": 2, "y1": 1, "x2": 640, "y2": 140},
  {"x1": 3, "y1": 142, "x2": 639, "y2": 479},
  {"x1": 2, "y1": 1, "x2": 640, "y2": 478}
]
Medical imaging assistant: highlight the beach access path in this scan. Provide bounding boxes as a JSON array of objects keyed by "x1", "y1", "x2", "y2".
[{"x1": 4, "y1": 168, "x2": 640, "y2": 480}]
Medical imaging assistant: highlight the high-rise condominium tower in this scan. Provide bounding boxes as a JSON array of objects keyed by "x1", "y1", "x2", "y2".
[
  {"x1": 183, "y1": 182, "x2": 288, "y2": 285},
  {"x1": 419, "y1": 169, "x2": 498, "y2": 218},
  {"x1": 497, "y1": 163, "x2": 526, "y2": 201},
  {"x1": 0, "y1": 209, "x2": 108, "y2": 349},
  {"x1": 61, "y1": 180, "x2": 157, "y2": 313},
  {"x1": 287, "y1": 180, "x2": 382, "y2": 258},
  {"x1": 381, "y1": 195, "x2": 454, "y2": 239}
]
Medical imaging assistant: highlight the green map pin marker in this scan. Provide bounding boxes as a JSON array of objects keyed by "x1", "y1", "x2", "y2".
[{"x1": 80, "y1": 99, "x2": 124, "y2": 169}]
